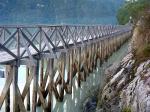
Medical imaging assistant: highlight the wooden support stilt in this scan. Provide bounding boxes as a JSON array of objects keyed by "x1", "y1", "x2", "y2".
[
  {"x1": 105, "y1": 39, "x2": 109, "y2": 61},
  {"x1": 26, "y1": 66, "x2": 30, "y2": 111},
  {"x1": 37, "y1": 59, "x2": 44, "y2": 106},
  {"x1": 40, "y1": 59, "x2": 44, "y2": 89},
  {"x1": 60, "y1": 54, "x2": 65, "y2": 101},
  {"x1": 5, "y1": 65, "x2": 10, "y2": 112},
  {"x1": 101, "y1": 40, "x2": 104, "y2": 63},
  {"x1": 77, "y1": 47, "x2": 81, "y2": 87},
  {"x1": 13, "y1": 64, "x2": 19, "y2": 112},
  {"x1": 94, "y1": 43, "x2": 97, "y2": 69},
  {"x1": 99, "y1": 40, "x2": 102, "y2": 66},
  {"x1": 47, "y1": 59, "x2": 54, "y2": 112},
  {"x1": 69, "y1": 50, "x2": 73, "y2": 92},
  {"x1": 32, "y1": 60, "x2": 39, "y2": 112}
]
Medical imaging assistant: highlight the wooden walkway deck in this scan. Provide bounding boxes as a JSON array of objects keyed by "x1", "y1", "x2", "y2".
[{"x1": 0, "y1": 25, "x2": 132, "y2": 64}]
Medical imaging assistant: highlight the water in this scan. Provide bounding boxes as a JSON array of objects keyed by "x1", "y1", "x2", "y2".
[
  {"x1": 0, "y1": 0, "x2": 124, "y2": 25},
  {"x1": 0, "y1": 41, "x2": 129, "y2": 112}
]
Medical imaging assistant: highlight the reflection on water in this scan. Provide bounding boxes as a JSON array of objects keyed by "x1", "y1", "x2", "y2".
[{"x1": 0, "y1": 42, "x2": 129, "y2": 112}]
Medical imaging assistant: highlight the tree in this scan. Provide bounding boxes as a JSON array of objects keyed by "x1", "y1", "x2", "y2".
[{"x1": 117, "y1": 0, "x2": 150, "y2": 25}]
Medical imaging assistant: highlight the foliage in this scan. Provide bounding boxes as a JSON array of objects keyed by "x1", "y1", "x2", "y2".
[
  {"x1": 132, "y1": 13, "x2": 150, "y2": 66},
  {"x1": 121, "y1": 107, "x2": 132, "y2": 112},
  {"x1": 135, "y1": 44, "x2": 150, "y2": 61},
  {"x1": 117, "y1": 0, "x2": 150, "y2": 25}
]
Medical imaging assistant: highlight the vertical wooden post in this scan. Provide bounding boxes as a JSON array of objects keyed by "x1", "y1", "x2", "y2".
[
  {"x1": 40, "y1": 59, "x2": 44, "y2": 87},
  {"x1": 47, "y1": 59, "x2": 54, "y2": 112},
  {"x1": 69, "y1": 50, "x2": 73, "y2": 93},
  {"x1": 60, "y1": 53, "x2": 65, "y2": 101},
  {"x1": 37, "y1": 59, "x2": 44, "y2": 106},
  {"x1": 5, "y1": 65, "x2": 10, "y2": 112},
  {"x1": 26, "y1": 66, "x2": 30, "y2": 110},
  {"x1": 77, "y1": 47, "x2": 81, "y2": 87},
  {"x1": 102, "y1": 40, "x2": 105, "y2": 61},
  {"x1": 13, "y1": 64, "x2": 19, "y2": 112},
  {"x1": 99, "y1": 40, "x2": 102, "y2": 66},
  {"x1": 105, "y1": 39, "x2": 107, "y2": 60},
  {"x1": 32, "y1": 60, "x2": 39, "y2": 112}
]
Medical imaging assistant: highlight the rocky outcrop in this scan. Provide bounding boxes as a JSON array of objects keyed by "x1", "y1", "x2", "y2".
[
  {"x1": 96, "y1": 52, "x2": 150, "y2": 112},
  {"x1": 120, "y1": 60, "x2": 150, "y2": 112},
  {"x1": 105, "y1": 62, "x2": 121, "y2": 82}
]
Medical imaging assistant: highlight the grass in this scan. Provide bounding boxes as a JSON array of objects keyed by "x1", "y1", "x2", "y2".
[
  {"x1": 121, "y1": 107, "x2": 132, "y2": 112},
  {"x1": 134, "y1": 44, "x2": 150, "y2": 66}
]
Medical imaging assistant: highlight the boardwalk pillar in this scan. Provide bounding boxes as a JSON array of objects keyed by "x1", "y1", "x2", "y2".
[
  {"x1": 37, "y1": 59, "x2": 44, "y2": 106},
  {"x1": 32, "y1": 60, "x2": 39, "y2": 112},
  {"x1": 47, "y1": 59, "x2": 54, "y2": 112},
  {"x1": 69, "y1": 50, "x2": 73, "y2": 92},
  {"x1": 5, "y1": 65, "x2": 10, "y2": 112},
  {"x1": 40, "y1": 59, "x2": 44, "y2": 90},
  {"x1": 13, "y1": 64, "x2": 19, "y2": 112},
  {"x1": 26, "y1": 67, "x2": 30, "y2": 110},
  {"x1": 77, "y1": 47, "x2": 81, "y2": 87}
]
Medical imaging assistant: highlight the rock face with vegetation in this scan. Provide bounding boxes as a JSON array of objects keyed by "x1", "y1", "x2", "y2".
[
  {"x1": 97, "y1": 10, "x2": 150, "y2": 112},
  {"x1": 120, "y1": 60, "x2": 150, "y2": 112}
]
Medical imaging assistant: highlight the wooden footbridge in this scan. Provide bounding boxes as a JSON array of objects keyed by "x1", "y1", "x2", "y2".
[{"x1": 0, "y1": 25, "x2": 132, "y2": 112}]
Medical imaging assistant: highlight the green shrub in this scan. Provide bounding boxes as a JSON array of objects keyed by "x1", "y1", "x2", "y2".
[
  {"x1": 117, "y1": 0, "x2": 150, "y2": 25},
  {"x1": 121, "y1": 107, "x2": 132, "y2": 112}
]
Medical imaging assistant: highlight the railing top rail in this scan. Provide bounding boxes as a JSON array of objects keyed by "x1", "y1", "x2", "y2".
[{"x1": 0, "y1": 24, "x2": 130, "y2": 28}]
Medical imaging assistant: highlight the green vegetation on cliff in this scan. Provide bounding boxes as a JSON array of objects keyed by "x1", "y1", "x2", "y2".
[
  {"x1": 117, "y1": 0, "x2": 150, "y2": 25},
  {"x1": 132, "y1": 12, "x2": 150, "y2": 64}
]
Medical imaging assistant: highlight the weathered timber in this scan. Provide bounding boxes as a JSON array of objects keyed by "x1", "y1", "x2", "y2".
[
  {"x1": 32, "y1": 60, "x2": 39, "y2": 112},
  {"x1": 26, "y1": 67, "x2": 30, "y2": 110},
  {"x1": 5, "y1": 65, "x2": 10, "y2": 112},
  {"x1": 12, "y1": 64, "x2": 19, "y2": 112},
  {"x1": 0, "y1": 25, "x2": 132, "y2": 112}
]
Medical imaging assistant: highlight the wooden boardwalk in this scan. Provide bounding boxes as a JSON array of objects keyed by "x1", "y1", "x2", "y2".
[
  {"x1": 0, "y1": 25, "x2": 131, "y2": 64},
  {"x1": 0, "y1": 25, "x2": 132, "y2": 112}
]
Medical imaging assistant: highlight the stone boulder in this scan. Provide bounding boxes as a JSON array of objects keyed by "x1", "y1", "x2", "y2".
[{"x1": 105, "y1": 62, "x2": 121, "y2": 82}]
